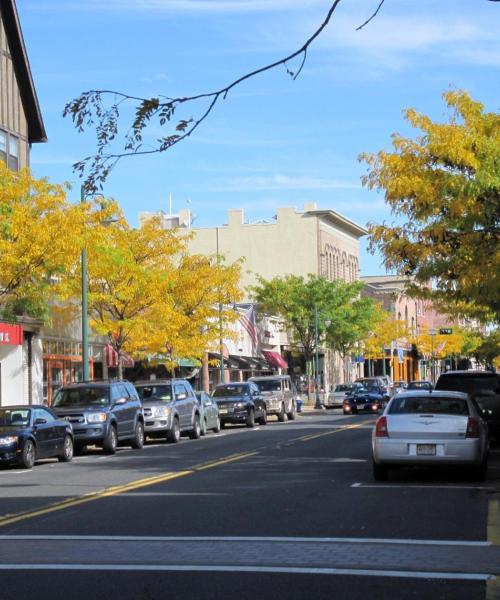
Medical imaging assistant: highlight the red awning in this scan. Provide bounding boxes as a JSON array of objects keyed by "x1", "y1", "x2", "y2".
[
  {"x1": 105, "y1": 344, "x2": 135, "y2": 368},
  {"x1": 0, "y1": 323, "x2": 23, "y2": 345},
  {"x1": 262, "y1": 350, "x2": 288, "y2": 369}
]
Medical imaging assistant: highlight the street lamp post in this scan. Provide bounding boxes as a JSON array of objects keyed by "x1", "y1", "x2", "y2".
[
  {"x1": 81, "y1": 186, "x2": 90, "y2": 382},
  {"x1": 314, "y1": 305, "x2": 328, "y2": 410}
]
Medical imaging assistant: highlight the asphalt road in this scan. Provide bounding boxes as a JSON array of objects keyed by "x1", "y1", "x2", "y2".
[{"x1": 1, "y1": 410, "x2": 499, "y2": 600}]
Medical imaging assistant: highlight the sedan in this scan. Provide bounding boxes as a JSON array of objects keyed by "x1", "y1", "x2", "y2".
[
  {"x1": 343, "y1": 386, "x2": 383, "y2": 415},
  {"x1": 195, "y1": 391, "x2": 221, "y2": 434},
  {"x1": 212, "y1": 383, "x2": 267, "y2": 428},
  {"x1": 325, "y1": 383, "x2": 358, "y2": 409},
  {"x1": 0, "y1": 405, "x2": 73, "y2": 469},
  {"x1": 372, "y1": 391, "x2": 489, "y2": 481}
]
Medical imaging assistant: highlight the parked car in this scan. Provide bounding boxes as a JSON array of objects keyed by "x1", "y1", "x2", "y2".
[
  {"x1": 52, "y1": 381, "x2": 144, "y2": 454},
  {"x1": 212, "y1": 382, "x2": 267, "y2": 428},
  {"x1": 134, "y1": 379, "x2": 202, "y2": 443},
  {"x1": 325, "y1": 383, "x2": 358, "y2": 408},
  {"x1": 248, "y1": 375, "x2": 297, "y2": 421},
  {"x1": 195, "y1": 391, "x2": 221, "y2": 434},
  {"x1": 0, "y1": 405, "x2": 73, "y2": 469},
  {"x1": 372, "y1": 390, "x2": 489, "y2": 481},
  {"x1": 435, "y1": 370, "x2": 500, "y2": 442},
  {"x1": 343, "y1": 386, "x2": 383, "y2": 415},
  {"x1": 407, "y1": 380, "x2": 433, "y2": 391}
]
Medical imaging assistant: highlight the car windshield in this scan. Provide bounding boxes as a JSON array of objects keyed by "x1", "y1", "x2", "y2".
[
  {"x1": 213, "y1": 385, "x2": 249, "y2": 397},
  {"x1": 436, "y1": 374, "x2": 499, "y2": 396},
  {"x1": 389, "y1": 396, "x2": 469, "y2": 416},
  {"x1": 0, "y1": 408, "x2": 31, "y2": 427},
  {"x1": 52, "y1": 387, "x2": 110, "y2": 407},
  {"x1": 252, "y1": 380, "x2": 282, "y2": 392},
  {"x1": 334, "y1": 385, "x2": 353, "y2": 392},
  {"x1": 356, "y1": 379, "x2": 380, "y2": 388},
  {"x1": 137, "y1": 385, "x2": 172, "y2": 403}
]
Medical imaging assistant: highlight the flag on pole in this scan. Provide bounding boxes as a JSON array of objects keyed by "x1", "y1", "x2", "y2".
[{"x1": 237, "y1": 304, "x2": 258, "y2": 348}]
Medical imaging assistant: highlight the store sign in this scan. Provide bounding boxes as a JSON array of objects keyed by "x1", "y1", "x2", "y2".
[{"x1": 0, "y1": 323, "x2": 24, "y2": 345}]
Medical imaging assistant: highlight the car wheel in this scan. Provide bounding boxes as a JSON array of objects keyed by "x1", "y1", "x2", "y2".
[
  {"x1": 277, "y1": 403, "x2": 286, "y2": 422},
  {"x1": 18, "y1": 439, "x2": 36, "y2": 469},
  {"x1": 287, "y1": 402, "x2": 296, "y2": 421},
  {"x1": 246, "y1": 409, "x2": 255, "y2": 428},
  {"x1": 200, "y1": 418, "x2": 207, "y2": 436},
  {"x1": 103, "y1": 425, "x2": 118, "y2": 454},
  {"x1": 212, "y1": 417, "x2": 221, "y2": 433},
  {"x1": 166, "y1": 417, "x2": 181, "y2": 443},
  {"x1": 258, "y1": 409, "x2": 267, "y2": 426},
  {"x1": 189, "y1": 415, "x2": 201, "y2": 439},
  {"x1": 373, "y1": 460, "x2": 388, "y2": 482},
  {"x1": 58, "y1": 435, "x2": 74, "y2": 462},
  {"x1": 130, "y1": 421, "x2": 144, "y2": 449}
]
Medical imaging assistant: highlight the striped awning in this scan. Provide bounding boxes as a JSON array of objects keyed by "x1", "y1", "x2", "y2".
[{"x1": 105, "y1": 344, "x2": 135, "y2": 368}]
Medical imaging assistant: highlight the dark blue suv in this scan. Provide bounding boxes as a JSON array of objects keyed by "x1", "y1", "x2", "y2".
[{"x1": 52, "y1": 381, "x2": 144, "y2": 454}]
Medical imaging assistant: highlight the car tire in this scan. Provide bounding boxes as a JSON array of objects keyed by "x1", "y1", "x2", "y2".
[
  {"x1": 103, "y1": 425, "x2": 118, "y2": 454},
  {"x1": 58, "y1": 435, "x2": 74, "y2": 462},
  {"x1": 277, "y1": 403, "x2": 286, "y2": 422},
  {"x1": 189, "y1": 415, "x2": 201, "y2": 439},
  {"x1": 166, "y1": 417, "x2": 181, "y2": 443},
  {"x1": 287, "y1": 402, "x2": 296, "y2": 421},
  {"x1": 470, "y1": 457, "x2": 488, "y2": 482},
  {"x1": 246, "y1": 409, "x2": 255, "y2": 428},
  {"x1": 258, "y1": 409, "x2": 267, "y2": 426},
  {"x1": 130, "y1": 421, "x2": 144, "y2": 450},
  {"x1": 213, "y1": 417, "x2": 221, "y2": 433},
  {"x1": 18, "y1": 439, "x2": 36, "y2": 469},
  {"x1": 373, "y1": 460, "x2": 388, "y2": 482},
  {"x1": 200, "y1": 418, "x2": 207, "y2": 436}
]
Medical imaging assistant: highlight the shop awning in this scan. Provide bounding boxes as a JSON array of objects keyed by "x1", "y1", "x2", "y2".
[
  {"x1": 105, "y1": 344, "x2": 135, "y2": 368},
  {"x1": 262, "y1": 350, "x2": 288, "y2": 369}
]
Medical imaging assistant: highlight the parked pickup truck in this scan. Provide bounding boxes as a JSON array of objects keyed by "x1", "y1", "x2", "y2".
[{"x1": 248, "y1": 375, "x2": 297, "y2": 422}]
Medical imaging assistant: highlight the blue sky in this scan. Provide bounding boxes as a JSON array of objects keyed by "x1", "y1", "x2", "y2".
[{"x1": 18, "y1": 0, "x2": 499, "y2": 275}]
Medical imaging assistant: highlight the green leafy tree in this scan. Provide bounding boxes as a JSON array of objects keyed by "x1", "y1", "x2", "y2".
[
  {"x1": 251, "y1": 275, "x2": 376, "y2": 396},
  {"x1": 361, "y1": 91, "x2": 500, "y2": 323}
]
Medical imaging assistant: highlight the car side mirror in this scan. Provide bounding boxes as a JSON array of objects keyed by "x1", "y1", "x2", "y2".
[{"x1": 34, "y1": 418, "x2": 47, "y2": 425}]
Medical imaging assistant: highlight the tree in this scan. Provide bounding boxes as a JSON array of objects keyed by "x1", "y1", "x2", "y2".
[
  {"x1": 251, "y1": 275, "x2": 376, "y2": 395},
  {"x1": 361, "y1": 91, "x2": 500, "y2": 322},
  {"x1": 0, "y1": 164, "x2": 86, "y2": 320},
  {"x1": 472, "y1": 329, "x2": 500, "y2": 370},
  {"x1": 62, "y1": 1, "x2": 393, "y2": 193},
  {"x1": 60, "y1": 210, "x2": 242, "y2": 378},
  {"x1": 362, "y1": 305, "x2": 409, "y2": 367}
]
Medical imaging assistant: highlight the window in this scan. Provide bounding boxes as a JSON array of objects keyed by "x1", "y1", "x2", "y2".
[{"x1": 0, "y1": 130, "x2": 20, "y2": 170}]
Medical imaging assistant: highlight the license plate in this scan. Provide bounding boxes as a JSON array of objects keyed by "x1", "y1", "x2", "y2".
[
  {"x1": 417, "y1": 444, "x2": 436, "y2": 456},
  {"x1": 219, "y1": 409, "x2": 228, "y2": 415}
]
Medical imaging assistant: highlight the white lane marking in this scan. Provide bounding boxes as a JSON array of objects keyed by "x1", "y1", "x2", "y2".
[
  {"x1": 0, "y1": 535, "x2": 490, "y2": 547},
  {"x1": 352, "y1": 483, "x2": 492, "y2": 490},
  {"x1": 0, "y1": 564, "x2": 490, "y2": 580}
]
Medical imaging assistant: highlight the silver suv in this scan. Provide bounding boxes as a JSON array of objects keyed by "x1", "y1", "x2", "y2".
[
  {"x1": 134, "y1": 379, "x2": 201, "y2": 443},
  {"x1": 249, "y1": 375, "x2": 297, "y2": 421}
]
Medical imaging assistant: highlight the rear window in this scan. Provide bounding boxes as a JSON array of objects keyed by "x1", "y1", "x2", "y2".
[
  {"x1": 435, "y1": 374, "x2": 499, "y2": 396},
  {"x1": 389, "y1": 396, "x2": 469, "y2": 416}
]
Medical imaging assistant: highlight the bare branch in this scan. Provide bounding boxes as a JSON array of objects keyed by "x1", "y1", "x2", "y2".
[{"x1": 356, "y1": 0, "x2": 386, "y2": 31}]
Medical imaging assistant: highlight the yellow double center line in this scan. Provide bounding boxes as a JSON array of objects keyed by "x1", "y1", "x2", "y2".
[{"x1": 0, "y1": 422, "x2": 367, "y2": 529}]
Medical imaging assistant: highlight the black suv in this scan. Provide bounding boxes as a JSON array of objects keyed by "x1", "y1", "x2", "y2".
[
  {"x1": 212, "y1": 382, "x2": 267, "y2": 428},
  {"x1": 435, "y1": 370, "x2": 500, "y2": 441},
  {"x1": 52, "y1": 381, "x2": 144, "y2": 454}
]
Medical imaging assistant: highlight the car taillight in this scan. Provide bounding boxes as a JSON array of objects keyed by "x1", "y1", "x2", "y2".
[
  {"x1": 372, "y1": 404, "x2": 379, "y2": 411},
  {"x1": 466, "y1": 417, "x2": 480, "y2": 438},
  {"x1": 375, "y1": 416, "x2": 389, "y2": 438}
]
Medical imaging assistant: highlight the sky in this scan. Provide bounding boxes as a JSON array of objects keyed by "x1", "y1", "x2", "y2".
[{"x1": 17, "y1": 0, "x2": 500, "y2": 275}]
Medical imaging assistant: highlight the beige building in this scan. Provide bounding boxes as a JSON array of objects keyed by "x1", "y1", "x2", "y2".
[{"x1": 140, "y1": 202, "x2": 367, "y2": 296}]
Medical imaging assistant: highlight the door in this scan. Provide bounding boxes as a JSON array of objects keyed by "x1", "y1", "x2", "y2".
[
  {"x1": 32, "y1": 408, "x2": 57, "y2": 458},
  {"x1": 110, "y1": 384, "x2": 130, "y2": 437}
]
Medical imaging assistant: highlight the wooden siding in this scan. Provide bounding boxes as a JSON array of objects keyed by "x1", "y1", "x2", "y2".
[{"x1": 0, "y1": 10, "x2": 29, "y2": 168}]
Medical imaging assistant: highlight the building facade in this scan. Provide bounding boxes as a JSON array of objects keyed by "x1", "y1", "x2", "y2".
[{"x1": 0, "y1": 0, "x2": 47, "y2": 406}]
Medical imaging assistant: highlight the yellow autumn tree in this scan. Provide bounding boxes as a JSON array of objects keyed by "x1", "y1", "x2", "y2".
[
  {"x1": 0, "y1": 164, "x2": 87, "y2": 320},
  {"x1": 361, "y1": 91, "x2": 500, "y2": 323},
  {"x1": 363, "y1": 305, "x2": 410, "y2": 359}
]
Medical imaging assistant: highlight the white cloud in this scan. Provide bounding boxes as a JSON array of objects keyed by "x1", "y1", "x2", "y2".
[{"x1": 203, "y1": 174, "x2": 361, "y2": 192}]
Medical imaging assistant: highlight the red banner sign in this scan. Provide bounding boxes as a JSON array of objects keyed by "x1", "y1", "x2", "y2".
[{"x1": 0, "y1": 323, "x2": 24, "y2": 345}]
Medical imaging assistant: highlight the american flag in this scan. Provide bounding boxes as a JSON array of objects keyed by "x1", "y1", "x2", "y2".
[{"x1": 237, "y1": 304, "x2": 258, "y2": 348}]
